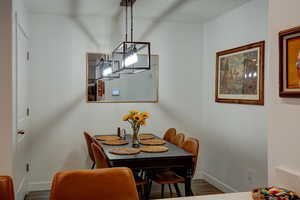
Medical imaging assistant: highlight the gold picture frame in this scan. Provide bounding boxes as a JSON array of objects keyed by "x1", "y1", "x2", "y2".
[{"x1": 215, "y1": 41, "x2": 265, "y2": 105}]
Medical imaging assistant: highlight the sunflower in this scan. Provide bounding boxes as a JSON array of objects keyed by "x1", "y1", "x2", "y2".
[
  {"x1": 140, "y1": 119, "x2": 147, "y2": 126},
  {"x1": 141, "y1": 112, "x2": 150, "y2": 119},
  {"x1": 122, "y1": 114, "x2": 130, "y2": 121},
  {"x1": 129, "y1": 110, "x2": 139, "y2": 115},
  {"x1": 133, "y1": 114, "x2": 142, "y2": 122}
]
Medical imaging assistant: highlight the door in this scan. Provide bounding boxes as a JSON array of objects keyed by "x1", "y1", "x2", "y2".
[{"x1": 14, "y1": 13, "x2": 30, "y2": 200}]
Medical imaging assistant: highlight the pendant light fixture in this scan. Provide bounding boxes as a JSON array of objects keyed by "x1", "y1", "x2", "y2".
[
  {"x1": 96, "y1": 56, "x2": 120, "y2": 80},
  {"x1": 112, "y1": 0, "x2": 151, "y2": 74}
]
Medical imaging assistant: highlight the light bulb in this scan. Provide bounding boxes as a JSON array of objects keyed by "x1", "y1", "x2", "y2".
[
  {"x1": 253, "y1": 72, "x2": 257, "y2": 77},
  {"x1": 103, "y1": 67, "x2": 112, "y2": 76},
  {"x1": 124, "y1": 53, "x2": 138, "y2": 67}
]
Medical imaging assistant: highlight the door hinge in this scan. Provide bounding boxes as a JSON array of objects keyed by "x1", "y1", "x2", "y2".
[
  {"x1": 27, "y1": 51, "x2": 29, "y2": 61},
  {"x1": 26, "y1": 163, "x2": 30, "y2": 172},
  {"x1": 26, "y1": 108, "x2": 30, "y2": 116}
]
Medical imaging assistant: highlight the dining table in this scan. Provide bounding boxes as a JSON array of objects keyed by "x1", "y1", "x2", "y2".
[{"x1": 94, "y1": 134, "x2": 195, "y2": 199}]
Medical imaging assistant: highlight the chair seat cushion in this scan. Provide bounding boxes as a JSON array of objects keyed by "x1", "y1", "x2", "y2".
[{"x1": 153, "y1": 170, "x2": 185, "y2": 184}]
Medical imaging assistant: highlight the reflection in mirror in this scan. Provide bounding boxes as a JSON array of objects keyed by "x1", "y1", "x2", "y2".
[{"x1": 87, "y1": 53, "x2": 159, "y2": 103}]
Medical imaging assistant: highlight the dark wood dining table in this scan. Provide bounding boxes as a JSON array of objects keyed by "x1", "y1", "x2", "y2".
[{"x1": 94, "y1": 134, "x2": 195, "y2": 198}]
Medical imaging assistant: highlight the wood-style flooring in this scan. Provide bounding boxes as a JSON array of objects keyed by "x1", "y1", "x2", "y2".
[{"x1": 25, "y1": 179, "x2": 223, "y2": 200}]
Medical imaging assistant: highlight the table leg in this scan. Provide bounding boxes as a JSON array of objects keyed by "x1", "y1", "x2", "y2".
[
  {"x1": 185, "y1": 168, "x2": 192, "y2": 196},
  {"x1": 145, "y1": 170, "x2": 152, "y2": 200}
]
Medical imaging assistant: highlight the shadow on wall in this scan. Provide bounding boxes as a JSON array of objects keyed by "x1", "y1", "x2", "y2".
[
  {"x1": 111, "y1": 0, "x2": 194, "y2": 42},
  {"x1": 29, "y1": 93, "x2": 85, "y2": 155},
  {"x1": 139, "y1": 0, "x2": 193, "y2": 41},
  {"x1": 70, "y1": 0, "x2": 101, "y2": 49},
  {"x1": 61, "y1": 149, "x2": 89, "y2": 171},
  {"x1": 70, "y1": 16, "x2": 102, "y2": 49}
]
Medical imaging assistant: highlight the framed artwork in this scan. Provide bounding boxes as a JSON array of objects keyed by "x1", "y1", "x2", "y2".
[
  {"x1": 279, "y1": 26, "x2": 300, "y2": 97},
  {"x1": 215, "y1": 41, "x2": 265, "y2": 105}
]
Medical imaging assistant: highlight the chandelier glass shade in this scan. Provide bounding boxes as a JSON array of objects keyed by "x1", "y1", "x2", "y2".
[
  {"x1": 112, "y1": 41, "x2": 151, "y2": 74},
  {"x1": 95, "y1": 57, "x2": 120, "y2": 80}
]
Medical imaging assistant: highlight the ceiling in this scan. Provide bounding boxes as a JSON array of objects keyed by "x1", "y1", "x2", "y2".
[{"x1": 24, "y1": 0, "x2": 251, "y2": 23}]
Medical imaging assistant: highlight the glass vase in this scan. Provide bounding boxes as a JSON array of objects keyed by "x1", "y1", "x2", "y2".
[{"x1": 132, "y1": 129, "x2": 140, "y2": 148}]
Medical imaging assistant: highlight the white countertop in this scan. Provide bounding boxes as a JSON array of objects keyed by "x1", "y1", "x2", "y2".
[{"x1": 159, "y1": 192, "x2": 252, "y2": 200}]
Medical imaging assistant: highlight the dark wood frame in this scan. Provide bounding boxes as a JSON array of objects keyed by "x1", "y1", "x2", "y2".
[
  {"x1": 215, "y1": 41, "x2": 265, "y2": 105},
  {"x1": 279, "y1": 26, "x2": 300, "y2": 97}
]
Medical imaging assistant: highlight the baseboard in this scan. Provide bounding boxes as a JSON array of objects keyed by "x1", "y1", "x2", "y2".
[
  {"x1": 28, "y1": 181, "x2": 51, "y2": 192},
  {"x1": 201, "y1": 171, "x2": 238, "y2": 193},
  {"x1": 16, "y1": 175, "x2": 27, "y2": 200},
  {"x1": 195, "y1": 169, "x2": 205, "y2": 179},
  {"x1": 27, "y1": 172, "x2": 237, "y2": 194}
]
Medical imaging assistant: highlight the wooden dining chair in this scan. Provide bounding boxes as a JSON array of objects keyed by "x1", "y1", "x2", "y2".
[
  {"x1": 50, "y1": 168, "x2": 139, "y2": 200},
  {"x1": 91, "y1": 143, "x2": 147, "y2": 199},
  {"x1": 171, "y1": 133, "x2": 185, "y2": 147},
  {"x1": 150, "y1": 137, "x2": 199, "y2": 198},
  {"x1": 0, "y1": 176, "x2": 15, "y2": 200},
  {"x1": 91, "y1": 143, "x2": 110, "y2": 169},
  {"x1": 182, "y1": 138, "x2": 199, "y2": 174},
  {"x1": 163, "y1": 128, "x2": 176, "y2": 142},
  {"x1": 83, "y1": 132, "x2": 96, "y2": 169}
]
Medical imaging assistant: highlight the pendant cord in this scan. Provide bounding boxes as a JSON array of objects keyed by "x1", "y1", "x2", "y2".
[
  {"x1": 131, "y1": 0, "x2": 133, "y2": 42},
  {"x1": 125, "y1": 0, "x2": 128, "y2": 42}
]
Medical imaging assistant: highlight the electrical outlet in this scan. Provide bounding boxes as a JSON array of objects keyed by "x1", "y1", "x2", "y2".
[{"x1": 247, "y1": 169, "x2": 256, "y2": 186}]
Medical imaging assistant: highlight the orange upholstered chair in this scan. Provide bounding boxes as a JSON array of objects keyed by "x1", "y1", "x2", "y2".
[
  {"x1": 83, "y1": 132, "x2": 96, "y2": 169},
  {"x1": 50, "y1": 168, "x2": 139, "y2": 200},
  {"x1": 0, "y1": 176, "x2": 14, "y2": 200},
  {"x1": 91, "y1": 143, "x2": 110, "y2": 169},
  {"x1": 182, "y1": 138, "x2": 199, "y2": 177},
  {"x1": 163, "y1": 128, "x2": 176, "y2": 142},
  {"x1": 171, "y1": 133, "x2": 185, "y2": 147},
  {"x1": 91, "y1": 143, "x2": 146, "y2": 198}
]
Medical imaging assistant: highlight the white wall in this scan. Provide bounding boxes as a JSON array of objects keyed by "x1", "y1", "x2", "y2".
[
  {"x1": 28, "y1": 13, "x2": 204, "y2": 190},
  {"x1": 202, "y1": 0, "x2": 268, "y2": 192},
  {"x1": 268, "y1": 0, "x2": 300, "y2": 193},
  {"x1": 0, "y1": 0, "x2": 14, "y2": 176}
]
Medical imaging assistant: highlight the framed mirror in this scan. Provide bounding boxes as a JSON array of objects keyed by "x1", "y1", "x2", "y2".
[{"x1": 86, "y1": 53, "x2": 159, "y2": 103}]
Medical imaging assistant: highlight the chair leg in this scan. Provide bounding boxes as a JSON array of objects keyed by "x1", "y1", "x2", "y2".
[
  {"x1": 168, "y1": 184, "x2": 173, "y2": 197},
  {"x1": 91, "y1": 162, "x2": 95, "y2": 169},
  {"x1": 141, "y1": 184, "x2": 146, "y2": 200},
  {"x1": 137, "y1": 185, "x2": 142, "y2": 200},
  {"x1": 161, "y1": 184, "x2": 165, "y2": 198},
  {"x1": 191, "y1": 188, "x2": 194, "y2": 196},
  {"x1": 174, "y1": 183, "x2": 182, "y2": 197},
  {"x1": 147, "y1": 180, "x2": 152, "y2": 198},
  {"x1": 142, "y1": 183, "x2": 147, "y2": 200}
]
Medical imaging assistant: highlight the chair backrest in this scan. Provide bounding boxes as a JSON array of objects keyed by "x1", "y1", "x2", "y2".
[
  {"x1": 182, "y1": 138, "x2": 199, "y2": 176},
  {"x1": 163, "y1": 128, "x2": 176, "y2": 142},
  {"x1": 83, "y1": 132, "x2": 95, "y2": 162},
  {"x1": 91, "y1": 143, "x2": 110, "y2": 169},
  {"x1": 50, "y1": 168, "x2": 139, "y2": 200},
  {"x1": 0, "y1": 176, "x2": 14, "y2": 200},
  {"x1": 171, "y1": 133, "x2": 185, "y2": 147}
]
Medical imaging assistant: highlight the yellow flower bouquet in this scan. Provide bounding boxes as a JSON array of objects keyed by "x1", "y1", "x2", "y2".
[{"x1": 122, "y1": 110, "x2": 150, "y2": 147}]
